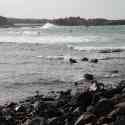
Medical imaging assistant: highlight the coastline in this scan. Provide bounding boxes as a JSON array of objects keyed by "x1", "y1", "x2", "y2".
[
  {"x1": 0, "y1": 25, "x2": 124, "y2": 124},
  {"x1": 0, "y1": 77, "x2": 125, "y2": 125}
]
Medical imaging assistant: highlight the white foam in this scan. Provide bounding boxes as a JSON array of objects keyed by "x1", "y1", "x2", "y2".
[
  {"x1": 68, "y1": 45, "x2": 125, "y2": 51},
  {"x1": 41, "y1": 23, "x2": 57, "y2": 29},
  {"x1": 0, "y1": 35, "x2": 88, "y2": 44},
  {"x1": 37, "y1": 55, "x2": 78, "y2": 62}
]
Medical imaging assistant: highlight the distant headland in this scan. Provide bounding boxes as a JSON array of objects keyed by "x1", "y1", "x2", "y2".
[{"x1": 1, "y1": 16, "x2": 125, "y2": 27}]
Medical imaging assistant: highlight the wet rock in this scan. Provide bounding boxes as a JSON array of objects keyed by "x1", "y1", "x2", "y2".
[
  {"x1": 114, "y1": 102, "x2": 125, "y2": 112},
  {"x1": 36, "y1": 101, "x2": 63, "y2": 118},
  {"x1": 47, "y1": 117, "x2": 57, "y2": 125},
  {"x1": 7, "y1": 102, "x2": 17, "y2": 110},
  {"x1": 47, "y1": 117, "x2": 65, "y2": 125},
  {"x1": 99, "y1": 50, "x2": 111, "y2": 53},
  {"x1": 90, "y1": 58, "x2": 98, "y2": 63},
  {"x1": 84, "y1": 74, "x2": 94, "y2": 81},
  {"x1": 108, "y1": 108, "x2": 120, "y2": 121},
  {"x1": 101, "y1": 88, "x2": 123, "y2": 98},
  {"x1": 122, "y1": 88, "x2": 125, "y2": 93},
  {"x1": 110, "y1": 94, "x2": 122, "y2": 105},
  {"x1": 30, "y1": 117, "x2": 45, "y2": 125},
  {"x1": 86, "y1": 105, "x2": 94, "y2": 113},
  {"x1": 96, "y1": 116, "x2": 113, "y2": 125},
  {"x1": 99, "y1": 49, "x2": 123, "y2": 53},
  {"x1": 81, "y1": 57, "x2": 88, "y2": 62},
  {"x1": 111, "y1": 93, "x2": 125, "y2": 105},
  {"x1": 23, "y1": 119, "x2": 32, "y2": 125},
  {"x1": 15, "y1": 105, "x2": 26, "y2": 112},
  {"x1": 118, "y1": 80, "x2": 125, "y2": 88},
  {"x1": 112, "y1": 49, "x2": 123, "y2": 53},
  {"x1": 93, "y1": 98, "x2": 113, "y2": 116},
  {"x1": 84, "y1": 123, "x2": 92, "y2": 125},
  {"x1": 110, "y1": 70, "x2": 119, "y2": 74},
  {"x1": 69, "y1": 58, "x2": 77, "y2": 64},
  {"x1": 77, "y1": 91, "x2": 93, "y2": 112},
  {"x1": 73, "y1": 107, "x2": 80, "y2": 116},
  {"x1": 113, "y1": 115, "x2": 125, "y2": 125},
  {"x1": 74, "y1": 112, "x2": 96, "y2": 125}
]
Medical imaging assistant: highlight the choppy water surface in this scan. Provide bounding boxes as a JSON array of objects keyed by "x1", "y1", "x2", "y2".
[{"x1": 0, "y1": 24, "x2": 125, "y2": 103}]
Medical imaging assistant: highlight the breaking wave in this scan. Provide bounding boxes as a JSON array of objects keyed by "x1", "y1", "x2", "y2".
[
  {"x1": 37, "y1": 55, "x2": 78, "y2": 62},
  {"x1": 67, "y1": 45, "x2": 125, "y2": 51},
  {"x1": 41, "y1": 23, "x2": 57, "y2": 29}
]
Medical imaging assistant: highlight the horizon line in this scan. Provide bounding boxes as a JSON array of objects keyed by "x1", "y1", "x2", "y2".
[{"x1": 5, "y1": 16, "x2": 125, "y2": 20}]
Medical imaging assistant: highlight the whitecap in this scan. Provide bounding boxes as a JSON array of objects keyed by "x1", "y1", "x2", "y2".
[{"x1": 41, "y1": 23, "x2": 57, "y2": 29}]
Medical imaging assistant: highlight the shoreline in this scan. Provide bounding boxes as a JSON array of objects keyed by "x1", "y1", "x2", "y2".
[{"x1": 0, "y1": 77, "x2": 125, "y2": 125}]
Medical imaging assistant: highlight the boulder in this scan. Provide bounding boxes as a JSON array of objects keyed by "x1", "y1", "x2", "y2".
[
  {"x1": 74, "y1": 112, "x2": 96, "y2": 125},
  {"x1": 118, "y1": 80, "x2": 125, "y2": 88},
  {"x1": 47, "y1": 117, "x2": 57, "y2": 125},
  {"x1": 90, "y1": 59, "x2": 98, "y2": 63},
  {"x1": 30, "y1": 117, "x2": 45, "y2": 125},
  {"x1": 47, "y1": 117, "x2": 65, "y2": 125},
  {"x1": 77, "y1": 91, "x2": 93, "y2": 112},
  {"x1": 86, "y1": 105, "x2": 94, "y2": 113},
  {"x1": 93, "y1": 98, "x2": 113, "y2": 116},
  {"x1": 84, "y1": 74, "x2": 94, "y2": 81},
  {"x1": 114, "y1": 102, "x2": 125, "y2": 113},
  {"x1": 96, "y1": 116, "x2": 113, "y2": 125},
  {"x1": 112, "y1": 49, "x2": 123, "y2": 53},
  {"x1": 81, "y1": 57, "x2": 88, "y2": 62},
  {"x1": 110, "y1": 94, "x2": 122, "y2": 105},
  {"x1": 108, "y1": 108, "x2": 120, "y2": 121},
  {"x1": 114, "y1": 115, "x2": 125, "y2": 125},
  {"x1": 122, "y1": 88, "x2": 125, "y2": 93},
  {"x1": 110, "y1": 70, "x2": 119, "y2": 74},
  {"x1": 99, "y1": 50, "x2": 111, "y2": 53},
  {"x1": 69, "y1": 58, "x2": 77, "y2": 64}
]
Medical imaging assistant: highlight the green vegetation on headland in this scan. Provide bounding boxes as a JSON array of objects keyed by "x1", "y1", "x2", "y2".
[{"x1": 1, "y1": 16, "x2": 125, "y2": 27}]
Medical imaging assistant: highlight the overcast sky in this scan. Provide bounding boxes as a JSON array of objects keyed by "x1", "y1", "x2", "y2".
[{"x1": 0, "y1": 0, "x2": 124, "y2": 19}]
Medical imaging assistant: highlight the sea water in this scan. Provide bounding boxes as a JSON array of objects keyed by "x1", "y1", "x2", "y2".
[{"x1": 0, "y1": 23, "x2": 125, "y2": 103}]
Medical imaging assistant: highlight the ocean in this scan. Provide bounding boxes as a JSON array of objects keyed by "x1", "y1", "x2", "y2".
[{"x1": 0, "y1": 23, "x2": 125, "y2": 104}]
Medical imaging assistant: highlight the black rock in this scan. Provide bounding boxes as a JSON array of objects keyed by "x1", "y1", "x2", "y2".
[
  {"x1": 114, "y1": 115, "x2": 125, "y2": 125},
  {"x1": 48, "y1": 117, "x2": 65, "y2": 125},
  {"x1": 112, "y1": 49, "x2": 123, "y2": 53},
  {"x1": 74, "y1": 112, "x2": 96, "y2": 125},
  {"x1": 86, "y1": 105, "x2": 95, "y2": 113},
  {"x1": 99, "y1": 49, "x2": 111, "y2": 53},
  {"x1": 30, "y1": 117, "x2": 45, "y2": 125},
  {"x1": 81, "y1": 57, "x2": 88, "y2": 62},
  {"x1": 90, "y1": 58, "x2": 98, "y2": 63},
  {"x1": 84, "y1": 74, "x2": 94, "y2": 81},
  {"x1": 69, "y1": 58, "x2": 77, "y2": 64},
  {"x1": 110, "y1": 70, "x2": 119, "y2": 74},
  {"x1": 93, "y1": 98, "x2": 113, "y2": 116},
  {"x1": 96, "y1": 116, "x2": 113, "y2": 125},
  {"x1": 77, "y1": 91, "x2": 93, "y2": 112}
]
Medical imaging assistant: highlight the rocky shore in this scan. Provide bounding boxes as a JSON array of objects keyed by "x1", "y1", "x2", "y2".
[{"x1": 0, "y1": 74, "x2": 125, "y2": 125}]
